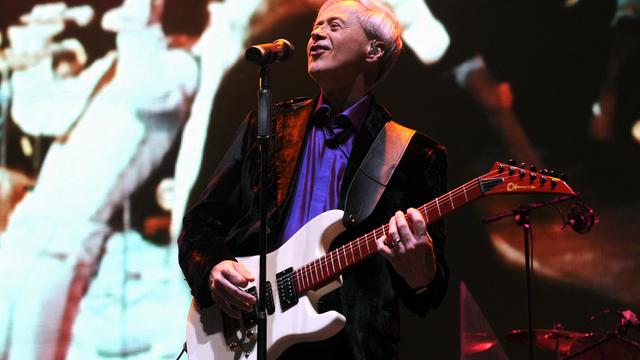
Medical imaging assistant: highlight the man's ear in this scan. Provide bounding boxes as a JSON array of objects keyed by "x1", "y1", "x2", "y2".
[{"x1": 366, "y1": 41, "x2": 385, "y2": 62}]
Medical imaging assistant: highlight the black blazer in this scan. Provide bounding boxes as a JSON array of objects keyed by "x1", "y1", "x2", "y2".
[{"x1": 178, "y1": 97, "x2": 449, "y2": 359}]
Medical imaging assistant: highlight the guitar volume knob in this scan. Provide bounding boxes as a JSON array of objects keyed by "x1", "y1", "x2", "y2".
[{"x1": 229, "y1": 341, "x2": 240, "y2": 352}]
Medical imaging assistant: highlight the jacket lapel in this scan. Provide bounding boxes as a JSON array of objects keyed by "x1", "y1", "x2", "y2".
[{"x1": 273, "y1": 99, "x2": 316, "y2": 208}]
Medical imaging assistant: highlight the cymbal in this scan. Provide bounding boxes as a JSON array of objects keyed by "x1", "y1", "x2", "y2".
[
  {"x1": 462, "y1": 332, "x2": 497, "y2": 355},
  {"x1": 505, "y1": 329, "x2": 590, "y2": 354}
]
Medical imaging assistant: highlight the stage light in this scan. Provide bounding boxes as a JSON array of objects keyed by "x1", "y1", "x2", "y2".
[{"x1": 632, "y1": 119, "x2": 640, "y2": 144}]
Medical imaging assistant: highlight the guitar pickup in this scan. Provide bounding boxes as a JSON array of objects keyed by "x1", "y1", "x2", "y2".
[
  {"x1": 241, "y1": 282, "x2": 275, "y2": 329},
  {"x1": 242, "y1": 286, "x2": 258, "y2": 328},
  {"x1": 276, "y1": 267, "x2": 299, "y2": 312},
  {"x1": 264, "y1": 281, "x2": 275, "y2": 315}
]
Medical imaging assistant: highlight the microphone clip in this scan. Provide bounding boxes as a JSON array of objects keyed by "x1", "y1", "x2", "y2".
[{"x1": 565, "y1": 197, "x2": 597, "y2": 234}]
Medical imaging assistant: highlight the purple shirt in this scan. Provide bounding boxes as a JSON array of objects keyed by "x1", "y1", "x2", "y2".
[{"x1": 279, "y1": 94, "x2": 372, "y2": 245}]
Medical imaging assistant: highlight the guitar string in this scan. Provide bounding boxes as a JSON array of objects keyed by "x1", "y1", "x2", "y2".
[
  {"x1": 295, "y1": 168, "x2": 560, "y2": 290},
  {"x1": 292, "y1": 170, "x2": 503, "y2": 290},
  {"x1": 292, "y1": 170, "x2": 501, "y2": 290},
  {"x1": 292, "y1": 168, "x2": 558, "y2": 292},
  {"x1": 250, "y1": 167, "x2": 559, "y2": 305},
  {"x1": 292, "y1": 171, "x2": 497, "y2": 289}
]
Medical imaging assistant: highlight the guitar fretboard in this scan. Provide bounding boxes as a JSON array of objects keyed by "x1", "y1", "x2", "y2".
[{"x1": 292, "y1": 176, "x2": 488, "y2": 294}]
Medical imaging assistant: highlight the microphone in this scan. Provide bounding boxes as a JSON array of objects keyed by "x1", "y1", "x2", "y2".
[
  {"x1": 567, "y1": 200, "x2": 597, "y2": 234},
  {"x1": 245, "y1": 39, "x2": 294, "y2": 66}
]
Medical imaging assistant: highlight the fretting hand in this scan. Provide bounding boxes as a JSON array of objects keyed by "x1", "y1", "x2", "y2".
[{"x1": 376, "y1": 208, "x2": 437, "y2": 290}]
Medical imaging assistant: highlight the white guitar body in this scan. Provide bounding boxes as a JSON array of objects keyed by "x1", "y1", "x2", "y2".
[{"x1": 186, "y1": 209, "x2": 348, "y2": 360}]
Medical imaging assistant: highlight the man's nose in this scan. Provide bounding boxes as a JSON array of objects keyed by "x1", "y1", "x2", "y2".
[{"x1": 310, "y1": 27, "x2": 326, "y2": 41}]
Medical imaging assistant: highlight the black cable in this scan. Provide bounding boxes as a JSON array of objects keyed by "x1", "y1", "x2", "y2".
[
  {"x1": 176, "y1": 342, "x2": 187, "y2": 360},
  {"x1": 529, "y1": 222, "x2": 535, "y2": 296}
]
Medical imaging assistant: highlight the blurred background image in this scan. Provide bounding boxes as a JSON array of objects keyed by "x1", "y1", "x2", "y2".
[{"x1": 0, "y1": 0, "x2": 638, "y2": 359}]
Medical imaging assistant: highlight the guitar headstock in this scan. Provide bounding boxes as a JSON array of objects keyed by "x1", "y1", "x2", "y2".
[{"x1": 479, "y1": 160, "x2": 576, "y2": 196}]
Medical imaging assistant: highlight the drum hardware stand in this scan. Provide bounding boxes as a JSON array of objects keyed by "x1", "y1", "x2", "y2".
[{"x1": 483, "y1": 194, "x2": 575, "y2": 360}]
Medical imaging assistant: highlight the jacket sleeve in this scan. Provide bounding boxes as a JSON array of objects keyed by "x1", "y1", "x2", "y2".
[
  {"x1": 177, "y1": 113, "x2": 255, "y2": 308},
  {"x1": 392, "y1": 141, "x2": 449, "y2": 317}
]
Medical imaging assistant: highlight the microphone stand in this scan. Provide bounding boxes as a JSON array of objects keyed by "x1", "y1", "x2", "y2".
[
  {"x1": 0, "y1": 66, "x2": 11, "y2": 225},
  {"x1": 256, "y1": 65, "x2": 271, "y2": 360},
  {"x1": 482, "y1": 194, "x2": 575, "y2": 360},
  {"x1": 0, "y1": 65, "x2": 11, "y2": 166}
]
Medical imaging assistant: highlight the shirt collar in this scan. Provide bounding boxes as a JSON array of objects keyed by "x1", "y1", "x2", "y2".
[{"x1": 313, "y1": 92, "x2": 371, "y2": 133}]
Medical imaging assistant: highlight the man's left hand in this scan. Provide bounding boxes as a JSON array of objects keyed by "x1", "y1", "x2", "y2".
[{"x1": 376, "y1": 208, "x2": 436, "y2": 290}]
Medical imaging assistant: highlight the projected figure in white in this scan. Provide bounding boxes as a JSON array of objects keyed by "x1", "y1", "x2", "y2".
[
  {"x1": 384, "y1": 0, "x2": 450, "y2": 64},
  {"x1": 0, "y1": 0, "x2": 200, "y2": 358},
  {"x1": 171, "y1": 0, "x2": 265, "y2": 240}
]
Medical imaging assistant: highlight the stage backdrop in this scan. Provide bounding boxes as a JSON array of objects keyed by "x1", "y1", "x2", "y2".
[{"x1": 1, "y1": 0, "x2": 638, "y2": 359}]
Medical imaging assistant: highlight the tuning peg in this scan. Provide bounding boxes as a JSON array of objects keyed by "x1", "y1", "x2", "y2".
[
  {"x1": 519, "y1": 162, "x2": 527, "y2": 169},
  {"x1": 529, "y1": 172, "x2": 537, "y2": 181},
  {"x1": 529, "y1": 165, "x2": 537, "y2": 173},
  {"x1": 540, "y1": 169, "x2": 549, "y2": 175},
  {"x1": 540, "y1": 176, "x2": 547, "y2": 184},
  {"x1": 550, "y1": 170, "x2": 558, "y2": 178},
  {"x1": 508, "y1": 159, "x2": 517, "y2": 166},
  {"x1": 560, "y1": 173, "x2": 569, "y2": 182}
]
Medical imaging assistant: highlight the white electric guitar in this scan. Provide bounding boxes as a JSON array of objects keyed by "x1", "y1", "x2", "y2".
[{"x1": 185, "y1": 161, "x2": 576, "y2": 359}]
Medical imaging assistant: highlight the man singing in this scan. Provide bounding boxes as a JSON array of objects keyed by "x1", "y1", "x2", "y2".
[{"x1": 179, "y1": 0, "x2": 449, "y2": 358}]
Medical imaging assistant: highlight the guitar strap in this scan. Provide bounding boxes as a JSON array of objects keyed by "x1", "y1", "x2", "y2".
[{"x1": 342, "y1": 120, "x2": 415, "y2": 228}]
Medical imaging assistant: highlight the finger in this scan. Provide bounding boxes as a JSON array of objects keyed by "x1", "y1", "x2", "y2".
[
  {"x1": 222, "y1": 266, "x2": 250, "y2": 288},
  {"x1": 406, "y1": 208, "x2": 427, "y2": 238},
  {"x1": 233, "y1": 262, "x2": 255, "y2": 282},
  {"x1": 376, "y1": 232, "x2": 393, "y2": 258},
  {"x1": 210, "y1": 272, "x2": 244, "y2": 318},
  {"x1": 212, "y1": 270, "x2": 256, "y2": 306},
  {"x1": 387, "y1": 215, "x2": 402, "y2": 250},
  {"x1": 212, "y1": 292, "x2": 241, "y2": 319},
  {"x1": 395, "y1": 211, "x2": 414, "y2": 244},
  {"x1": 217, "y1": 277, "x2": 255, "y2": 311}
]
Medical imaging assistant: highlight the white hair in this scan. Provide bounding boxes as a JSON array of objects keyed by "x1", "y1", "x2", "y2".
[{"x1": 319, "y1": 0, "x2": 403, "y2": 81}]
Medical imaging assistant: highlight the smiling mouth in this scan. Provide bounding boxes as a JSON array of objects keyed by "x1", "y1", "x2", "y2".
[{"x1": 309, "y1": 45, "x2": 330, "y2": 57}]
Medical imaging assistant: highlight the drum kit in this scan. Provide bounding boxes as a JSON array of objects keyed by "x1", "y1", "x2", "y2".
[
  {"x1": 463, "y1": 323, "x2": 640, "y2": 359},
  {"x1": 505, "y1": 328, "x2": 640, "y2": 359}
]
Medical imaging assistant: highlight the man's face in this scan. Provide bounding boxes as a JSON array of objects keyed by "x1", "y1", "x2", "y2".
[{"x1": 307, "y1": 1, "x2": 371, "y2": 86}]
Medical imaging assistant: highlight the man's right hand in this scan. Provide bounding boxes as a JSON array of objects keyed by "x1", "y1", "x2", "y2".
[{"x1": 209, "y1": 260, "x2": 256, "y2": 319}]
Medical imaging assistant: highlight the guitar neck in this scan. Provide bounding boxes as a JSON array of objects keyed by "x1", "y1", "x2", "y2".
[{"x1": 293, "y1": 176, "x2": 490, "y2": 294}]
